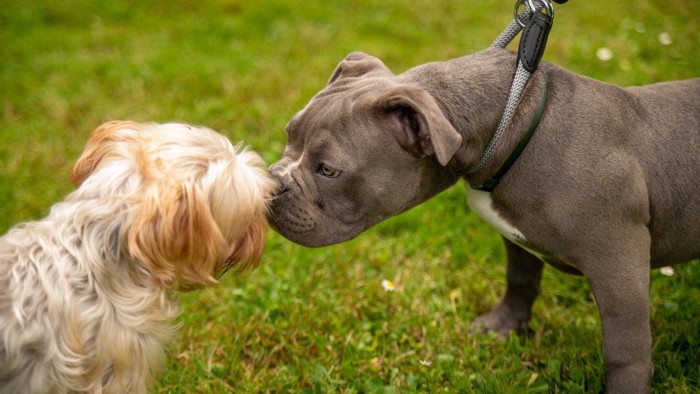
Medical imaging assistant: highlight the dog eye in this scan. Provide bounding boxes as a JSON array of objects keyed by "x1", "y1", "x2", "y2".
[{"x1": 317, "y1": 163, "x2": 341, "y2": 178}]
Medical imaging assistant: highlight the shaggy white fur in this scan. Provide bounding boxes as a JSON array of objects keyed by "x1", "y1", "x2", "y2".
[{"x1": 0, "y1": 121, "x2": 277, "y2": 393}]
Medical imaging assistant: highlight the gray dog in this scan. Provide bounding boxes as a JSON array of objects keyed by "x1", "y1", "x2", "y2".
[{"x1": 268, "y1": 48, "x2": 700, "y2": 392}]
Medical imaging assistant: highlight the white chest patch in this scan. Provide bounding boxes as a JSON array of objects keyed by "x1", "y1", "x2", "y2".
[{"x1": 466, "y1": 187, "x2": 527, "y2": 244}]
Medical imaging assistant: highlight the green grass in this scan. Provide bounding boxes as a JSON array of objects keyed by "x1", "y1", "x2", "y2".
[{"x1": 2, "y1": 0, "x2": 699, "y2": 392}]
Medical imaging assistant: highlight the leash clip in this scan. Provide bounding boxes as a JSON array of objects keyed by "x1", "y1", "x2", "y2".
[
  {"x1": 515, "y1": 0, "x2": 555, "y2": 28},
  {"x1": 516, "y1": 0, "x2": 554, "y2": 73}
]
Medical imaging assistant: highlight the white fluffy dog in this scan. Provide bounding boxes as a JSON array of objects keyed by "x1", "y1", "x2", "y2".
[{"x1": 0, "y1": 121, "x2": 277, "y2": 393}]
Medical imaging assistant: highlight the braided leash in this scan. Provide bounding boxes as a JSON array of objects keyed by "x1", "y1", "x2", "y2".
[{"x1": 468, "y1": 0, "x2": 558, "y2": 178}]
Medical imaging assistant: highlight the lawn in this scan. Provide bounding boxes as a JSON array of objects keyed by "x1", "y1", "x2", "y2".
[{"x1": 1, "y1": 0, "x2": 699, "y2": 392}]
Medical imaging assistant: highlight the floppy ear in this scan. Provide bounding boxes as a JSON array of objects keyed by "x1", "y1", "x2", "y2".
[
  {"x1": 127, "y1": 181, "x2": 225, "y2": 289},
  {"x1": 327, "y1": 51, "x2": 394, "y2": 85},
  {"x1": 70, "y1": 121, "x2": 145, "y2": 186},
  {"x1": 378, "y1": 86, "x2": 462, "y2": 166},
  {"x1": 225, "y1": 217, "x2": 268, "y2": 274}
]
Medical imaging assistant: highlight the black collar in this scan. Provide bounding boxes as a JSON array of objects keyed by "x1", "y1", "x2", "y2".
[{"x1": 476, "y1": 77, "x2": 549, "y2": 192}]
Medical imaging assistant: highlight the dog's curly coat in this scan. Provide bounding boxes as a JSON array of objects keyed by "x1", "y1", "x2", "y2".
[{"x1": 0, "y1": 121, "x2": 277, "y2": 393}]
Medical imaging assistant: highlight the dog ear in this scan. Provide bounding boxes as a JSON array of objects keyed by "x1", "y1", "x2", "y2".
[
  {"x1": 327, "y1": 51, "x2": 393, "y2": 85},
  {"x1": 378, "y1": 86, "x2": 462, "y2": 166},
  {"x1": 127, "y1": 148, "x2": 275, "y2": 289},
  {"x1": 70, "y1": 121, "x2": 144, "y2": 186},
  {"x1": 226, "y1": 217, "x2": 268, "y2": 274},
  {"x1": 207, "y1": 151, "x2": 276, "y2": 274},
  {"x1": 127, "y1": 181, "x2": 224, "y2": 289}
]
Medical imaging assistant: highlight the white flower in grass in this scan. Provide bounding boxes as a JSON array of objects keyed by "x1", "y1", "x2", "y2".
[
  {"x1": 420, "y1": 359, "x2": 432, "y2": 367},
  {"x1": 381, "y1": 279, "x2": 395, "y2": 292},
  {"x1": 596, "y1": 47, "x2": 614, "y2": 62},
  {"x1": 660, "y1": 266, "x2": 674, "y2": 276},
  {"x1": 658, "y1": 32, "x2": 672, "y2": 46}
]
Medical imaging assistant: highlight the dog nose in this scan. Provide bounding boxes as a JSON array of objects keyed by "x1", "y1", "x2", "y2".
[{"x1": 268, "y1": 164, "x2": 291, "y2": 197}]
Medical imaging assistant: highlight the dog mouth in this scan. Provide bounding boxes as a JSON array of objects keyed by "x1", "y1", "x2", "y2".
[
  {"x1": 268, "y1": 195, "x2": 371, "y2": 247},
  {"x1": 267, "y1": 172, "x2": 377, "y2": 247},
  {"x1": 269, "y1": 202, "x2": 316, "y2": 234}
]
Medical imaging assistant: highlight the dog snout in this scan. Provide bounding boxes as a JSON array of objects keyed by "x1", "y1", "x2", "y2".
[{"x1": 268, "y1": 163, "x2": 291, "y2": 197}]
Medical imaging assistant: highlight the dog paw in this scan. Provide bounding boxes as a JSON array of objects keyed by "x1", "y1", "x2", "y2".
[{"x1": 469, "y1": 305, "x2": 530, "y2": 338}]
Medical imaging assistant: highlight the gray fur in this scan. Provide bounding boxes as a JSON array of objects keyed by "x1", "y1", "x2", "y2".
[{"x1": 269, "y1": 48, "x2": 700, "y2": 393}]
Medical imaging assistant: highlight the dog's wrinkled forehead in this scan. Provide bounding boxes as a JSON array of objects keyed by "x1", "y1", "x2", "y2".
[
  {"x1": 286, "y1": 51, "x2": 397, "y2": 138},
  {"x1": 287, "y1": 76, "x2": 395, "y2": 139}
]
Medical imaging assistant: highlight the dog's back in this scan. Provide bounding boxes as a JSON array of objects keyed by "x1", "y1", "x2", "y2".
[
  {"x1": 537, "y1": 62, "x2": 700, "y2": 266},
  {"x1": 625, "y1": 79, "x2": 700, "y2": 265},
  {"x1": 0, "y1": 220, "x2": 96, "y2": 393},
  {"x1": 0, "y1": 224, "x2": 51, "y2": 394},
  {"x1": 0, "y1": 212, "x2": 170, "y2": 394}
]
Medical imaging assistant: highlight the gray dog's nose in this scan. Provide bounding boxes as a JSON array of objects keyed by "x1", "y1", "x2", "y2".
[{"x1": 268, "y1": 164, "x2": 291, "y2": 197}]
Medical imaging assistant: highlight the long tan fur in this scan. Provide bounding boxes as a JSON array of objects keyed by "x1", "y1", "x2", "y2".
[{"x1": 0, "y1": 121, "x2": 277, "y2": 393}]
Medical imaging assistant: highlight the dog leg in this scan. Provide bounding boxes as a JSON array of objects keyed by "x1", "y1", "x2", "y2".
[
  {"x1": 585, "y1": 233, "x2": 653, "y2": 394},
  {"x1": 470, "y1": 238, "x2": 544, "y2": 336}
]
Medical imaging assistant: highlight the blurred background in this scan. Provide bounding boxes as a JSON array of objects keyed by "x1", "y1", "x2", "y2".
[{"x1": 1, "y1": 1, "x2": 698, "y2": 392}]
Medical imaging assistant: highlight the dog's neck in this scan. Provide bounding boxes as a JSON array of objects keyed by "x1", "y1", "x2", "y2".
[{"x1": 403, "y1": 48, "x2": 550, "y2": 188}]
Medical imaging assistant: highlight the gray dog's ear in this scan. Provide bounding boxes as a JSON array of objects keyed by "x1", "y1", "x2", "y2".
[
  {"x1": 328, "y1": 52, "x2": 393, "y2": 85},
  {"x1": 378, "y1": 86, "x2": 462, "y2": 166}
]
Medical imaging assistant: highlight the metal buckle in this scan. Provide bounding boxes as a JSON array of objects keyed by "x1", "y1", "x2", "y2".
[{"x1": 514, "y1": 0, "x2": 555, "y2": 28}]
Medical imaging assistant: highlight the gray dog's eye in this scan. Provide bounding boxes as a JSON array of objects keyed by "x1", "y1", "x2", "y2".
[{"x1": 318, "y1": 163, "x2": 341, "y2": 178}]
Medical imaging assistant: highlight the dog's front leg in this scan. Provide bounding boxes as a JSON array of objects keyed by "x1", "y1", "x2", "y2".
[
  {"x1": 470, "y1": 238, "x2": 544, "y2": 336},
  {"x1": 586, "y1": 243, "x2": 653, "y2": 393}
]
